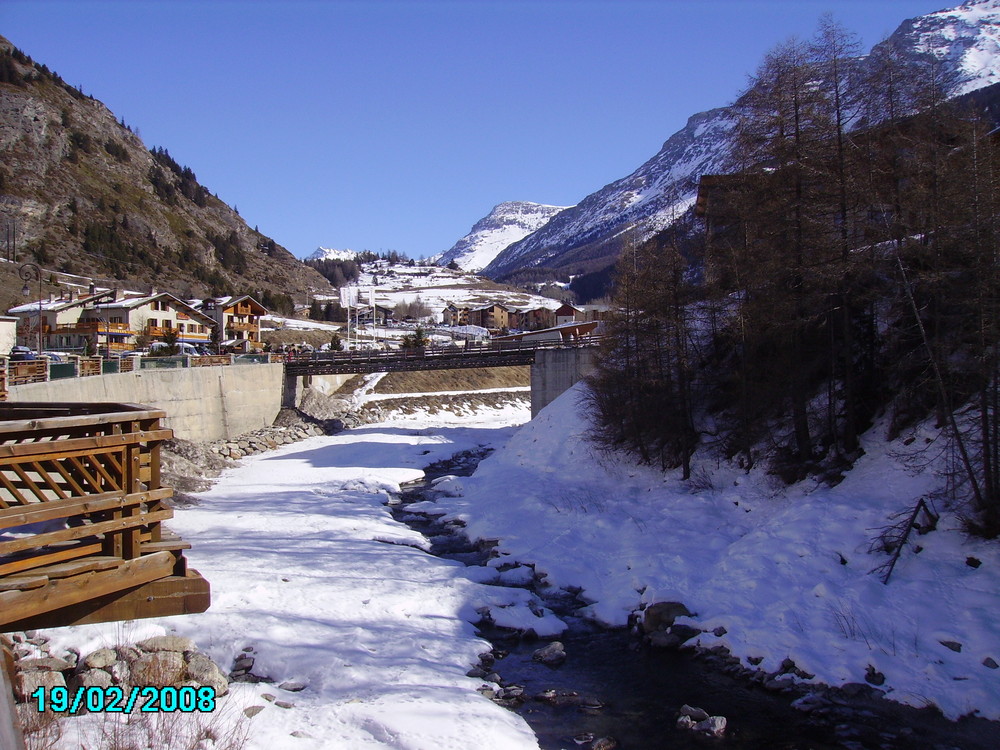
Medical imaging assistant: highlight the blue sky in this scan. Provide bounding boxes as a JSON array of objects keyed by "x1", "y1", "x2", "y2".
[{"x1": 2, "y1": 0, "x2": 948, "y2": 260}]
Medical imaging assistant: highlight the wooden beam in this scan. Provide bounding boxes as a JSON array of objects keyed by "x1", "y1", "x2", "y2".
[
  {"x1": 0, "y1": 508, "x2": 173, "y2": 557},
  {"x1": 0, "y1": 488, "x2": 172, "y2": 530},
  {"x1": 0, "y1": 541, "x2": 104, "y2": 577},
  {"x1": 3, "y1": 569, "x2": 210, "y2": 631},
  {"x1": 0, "y1": 550, "x2": 176, "y2": 628}
]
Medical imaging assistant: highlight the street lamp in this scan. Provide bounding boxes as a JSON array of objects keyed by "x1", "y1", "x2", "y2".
[{"x1": 19, "y1": 262, "x2": 42, "y2": 355}]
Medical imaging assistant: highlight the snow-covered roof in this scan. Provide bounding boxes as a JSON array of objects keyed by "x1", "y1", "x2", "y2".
[
  {"x1": 7, "y1": 291, "x2": 112, "y2": 315},
  {"x1": 92, "y1": 292, "x2": 215, "y2": 325}
]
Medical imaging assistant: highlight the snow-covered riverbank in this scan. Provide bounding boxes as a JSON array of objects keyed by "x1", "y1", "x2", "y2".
[
  {"x1": 44, "y1": 401, "x2": 541, "y2": 750},
  {"x1": 434, "y1": 384, "x2": 1000, "y2": 723},
  {"x1": 36, "y1": 380, "x2": 1000, "y2": 748}
]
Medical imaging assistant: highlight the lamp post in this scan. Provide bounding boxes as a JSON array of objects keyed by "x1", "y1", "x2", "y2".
[{"x1": 19, "y1": 262, "x2": 42, "y2": 355}]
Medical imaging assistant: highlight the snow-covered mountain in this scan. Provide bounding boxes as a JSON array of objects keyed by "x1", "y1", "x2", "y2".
[
  {"x1": 436, "y1": 201, "x2": 570, "y2": 273},
  {"x1": 482, "y1": 108, "x2": 731, "y2": 279},
  {"x1": 891, "y1": 0, "x2": 1000, "y2": 96},
  {"x1": 307, "y1": 247, "x2": 359, "y2": 262},
  {"x1": 482, "y1": 0, "x2": 1000, "y2": 281}
]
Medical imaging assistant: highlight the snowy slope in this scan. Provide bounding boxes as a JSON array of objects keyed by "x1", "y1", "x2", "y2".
[
  {"x1": 317, "y1": 262, "x2": 564, "y2": 319},
  {"x1": 435, "y1": 384, "x2": 1000, "y2": 721},
  {"x1": 887, "y1": 0, "x2": 1000, "y2": 96},
  {"x1": 483, "y1": 0, "x2": 1000, "y2": 281},
  {"x1": 436, "y1": 202, "x2": 570, "y2": 273}
]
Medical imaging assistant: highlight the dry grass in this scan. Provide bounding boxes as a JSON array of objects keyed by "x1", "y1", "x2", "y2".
[{"x1": 373, "y1": 366, "x2": 529, "y2": 394}]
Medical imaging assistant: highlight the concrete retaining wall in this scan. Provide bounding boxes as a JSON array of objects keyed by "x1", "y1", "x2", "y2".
[
  {"x1": 7, "y1": 364, "x2": 285, "y2": 442},
  {"x1": 281, "y1": 373, "x2": 355, "y2": 408},
  {"x1": 530, "y1": 347, "x2": 596, "y2": 417}
]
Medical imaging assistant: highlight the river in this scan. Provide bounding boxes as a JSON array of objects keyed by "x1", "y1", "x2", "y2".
[{"x1": 391, "y1": 449, "x2": 1000, "y2": 750}]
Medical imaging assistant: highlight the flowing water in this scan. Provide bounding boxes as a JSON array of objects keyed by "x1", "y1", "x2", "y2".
[{"x1": 389, "y1": 450, "x2": 1000, "y2": 750}]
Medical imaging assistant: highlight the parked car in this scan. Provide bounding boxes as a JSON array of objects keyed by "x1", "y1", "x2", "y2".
[
  {"x1": 38, "y1": 352, "x2": 65, "y2": 362},
  {"x1": 9, "y1": 346, "x2": 37, "y2": 361},
  {"x1": 148, "y1": 342, "x2": 200, "y2": 357}
]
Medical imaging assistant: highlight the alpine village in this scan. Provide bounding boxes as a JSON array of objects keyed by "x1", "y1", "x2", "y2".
[{"x1": 5, "y1": 2, "x2": 1000, "y2": 749}]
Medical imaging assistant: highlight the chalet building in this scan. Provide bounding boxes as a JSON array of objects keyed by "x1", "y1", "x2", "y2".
[
  {"x1": 356, "y1": 304, "x2": 393, "y2": 325},
  {"x1": 91, "y1": 292, "x2": 216, "y2": 352},
  {"x1": 192, "y1": 295, "x2": 267, "y2": 351},
  {"x1": 579, "y1": 303, "x2": 613, "y2": 323},
  {"x1": 554, "y1": 303, "x2": 583, "y2": 326},
  {"x1": 8, "y1": 288, "x2": 116, "y2": 352},
  {"x1": 442, "y1": 303, "x2": 469, "y2": 327},
  {"x1": 467, "y1": 303, "x2": 510, "y2": 331},
  {"x1": 506, "y1": 306, "x2": 555, "y2": 331},
  {"x1": 7, "y1": 289, "x2": 216, "y2": 354}
]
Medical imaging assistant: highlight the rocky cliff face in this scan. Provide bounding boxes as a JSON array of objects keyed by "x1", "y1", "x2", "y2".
[
  {"x1": 482, "y1": 0, "x2": 1000, "y2": 282},
  {"x1": 436, "y1": 201, "x2": 570, "y2": 273},
  {"x1": 0, "y1": 36, "x2": 331, "y2": 302}
]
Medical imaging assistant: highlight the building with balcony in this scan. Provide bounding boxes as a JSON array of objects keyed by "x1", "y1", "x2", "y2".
[
  {"x1": 7, "y1": 288, "x2": 116, "y2": 352},
  {"x1": 89, "y1": 292, "x2": 216, "y2": 351},
  {"x1": 192, "y1": 295, "x2": 267, "y2": 352}
]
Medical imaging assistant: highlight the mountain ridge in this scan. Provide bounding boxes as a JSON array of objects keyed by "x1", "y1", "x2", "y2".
[
  {"x1": 481, "y1": 0, "x2": 1000, "y2": 282},
  {"x1": 0, "y1": 34, "x2": 332, "y2": 309}
]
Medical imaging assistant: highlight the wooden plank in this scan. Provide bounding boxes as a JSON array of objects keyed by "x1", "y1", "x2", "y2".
[
  {"x1": 85, "y1": 451, "x2": 123, "y2": 492},
  {"x1": 32, "y1": 461, "x2": 69, "y2": 501},
  {"x1": 66, "y1": 455, "x2": 103, "y2": 494},
  {"x1": 10, "y1": 463, "x2": 46, "y2": 503},
  {"x1": 0, "y1": 488, "x2": 171, "y2": 529},
  {"x1": 0, "y1": 431, "x2": 171, "y2": 462},
  {"x1": 0, "y1": 471, "x2": 30, "y2": 506},
  {"x1": 5, "y1": 569, "x2": 209, "y2": 630},
  {"x1": 0, "y1": 541, "x2": 104, "y2": 577},
  {"x1": 0, "y1": 404, "x2": 167, "y2": 437},
  {"x1": 141, "y1": 539, "x2": 192, "y2": 553},
  {"x1": 0, "y1": 575, "x2": 47, "y2": 592},
  {"x1": 46, "y1": 456, "x2": 89, "y2": 497},
  {"x1": 30, "y1": 556, "x2": 121, "y2": 578},
  {"x1": 0, "y1": 550, "x2": 176, "y2": 627},
  {"x1": 0, "y1": 508, "x2": 173, "y2": 557}
]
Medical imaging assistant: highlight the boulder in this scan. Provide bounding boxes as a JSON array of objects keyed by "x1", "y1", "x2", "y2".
[
  {"x1": 83, "y1": 648, "x2": 117, "y2": 670},
  {"x1": 642, "y1": 602, "x2": 693, "y2": 633},
  {"x1": 15, "y1": 669, "x2": 65, "y2": 702},
  {"x1": 185, "y1": 652, "x2": 229, "y2": 696},
  {"x1": 137, "y1": 635, "x2": 197, "y2": 654},
  {"x1": 532, "y1": 641, "x2": 566, "y2": 666},
  {"x1": 131, "y1": 651, "x2": 186, "y2": 687}
]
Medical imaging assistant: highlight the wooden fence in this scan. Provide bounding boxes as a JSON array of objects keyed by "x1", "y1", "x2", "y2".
[{"x1": 0, "y1": 402, "x2": 208, "y2": 632}]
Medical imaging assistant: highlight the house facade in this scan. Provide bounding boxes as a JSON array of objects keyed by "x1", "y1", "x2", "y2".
[
  {"x1": 89, "y1": 292, "x2": 216, "y2": 352},
  {"x1": 8, "y1": 289, "x2": 216, "y2": 354},
  {"x1": 467, "y1": 303, "x2": 510, "y2": 331},
  {"x1": 193, "y1": 295, "x2": 267, "y2": 351}
]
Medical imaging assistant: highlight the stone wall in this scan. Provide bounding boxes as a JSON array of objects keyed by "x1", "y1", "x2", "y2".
[{"x1": 7, "y1": 363, "x2": 285, "y2": 442}]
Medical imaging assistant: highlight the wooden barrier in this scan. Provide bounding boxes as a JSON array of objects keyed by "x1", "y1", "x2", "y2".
[
  {"x1": 6, "y1": 362, "x2": 47, "y2": 387},
  {"x1": 190, "y1": 355, "x2": 233, "y2": 368},
  {"x1": 78, "y1": 357, "x2": 102, "y2": 377},
  {"x1": 0, "y1": 402, "x2": 208, "y2": 631}
]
